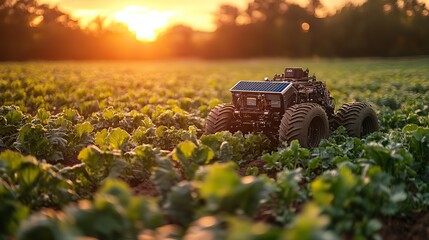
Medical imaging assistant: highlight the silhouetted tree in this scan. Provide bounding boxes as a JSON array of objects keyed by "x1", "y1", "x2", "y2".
[
  {"x1": 0, "y1": 0, "x2": 429, "y2": 60},
  {"x1": 155, "y1": 25, "x2": 195, "y2": 58},
  {"x1": 215, "y1": 4, "x2": 240, "y2": 27},
  {"x1": 205, "y1": 0, "x2": 429, "y2": 58}
]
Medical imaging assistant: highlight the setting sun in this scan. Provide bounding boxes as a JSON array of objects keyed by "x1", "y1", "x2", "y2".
[{"x1": 114, "y1": 6, "x2": 172, "y2": 41}]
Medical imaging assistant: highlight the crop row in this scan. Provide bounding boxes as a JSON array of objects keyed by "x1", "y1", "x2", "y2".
[
  {"x1": 1, "y1": 103, "x2": 429, "y2": 239},
  {"x1": 1, "y1": 59, "x2": 429, "y2": 239}
]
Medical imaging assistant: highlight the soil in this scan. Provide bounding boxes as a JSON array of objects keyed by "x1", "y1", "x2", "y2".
[
  {"x1": 380, "y1": 212, "x2": 429, "y2": 240},
  {"x1": 132, "y1": 178, "x2": 159, "y2": 197},
  {"x1": 62, "y1": 151, "x2": 80, "y2": 166},
  {"x1": 237, "y1": 159, "x2": 277, "y2": 178}
]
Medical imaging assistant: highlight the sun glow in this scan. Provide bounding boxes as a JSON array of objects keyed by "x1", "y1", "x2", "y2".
[{"x1": 114, "y1": 6, "x2": 172, "y2": 41}]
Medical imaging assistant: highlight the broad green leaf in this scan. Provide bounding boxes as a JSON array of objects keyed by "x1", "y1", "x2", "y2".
[
  {"x1": 94, "y1": 129, "x2": 108, "y2": 148},
  {"x1": 63, "y1": 108, "x2": 79, "y2": 121},
  {"x1": 127, "y1": 197, "x2": 164, "y2": 229},
  {"x1": 177, "y1": 141, "x2": 196, "y2": 159},
  {"x1": 193, "y1": 145, "x2": 215, "y2": 164},
  {"x1": 0, "y1": 181, "x2": 29, "y2": 236},
  {"x1": 155, "y1": 126, "x2": 167, "y2": 137},
  {"x1": 172, "y1": 141, "x2": 202, "y2": 179},
  {"x1": 18, "y1": 163, "x2": 41, "y2": 188},
  {"x1": 17, "y1": 124, "x2": 50, "y2": 156},
  {"x1": 78, "y1": 145, "x2": 102, "y2": 165},
  {"x1": 290, "y1": 140, "x2": 300, "y2": 151},
  {"x1": 0, "y1": 150, "x2": 31, "y2": 171},
  {"x1": 413, "y1": 128, "x2": 429, "y2": 142},
  {"x1": 77, "y1": 145, "x2": 111, "y2": 181},
  {"x1": 109, "y1": 128, "x2": 130, "y2": 149},
  {"x1": 36, "y1": 108, "x2": 50, "y2": 124},
  {"x1": 403, "y1": 124, "x2": 418, "y2": 132},
  {"x1": 366, "y1": 166, "x2": 382, "y2": 177},
  {"x1": 98, "y1": 179, "x2": 132, "y2": 207},
  {"x1": 309, "y1": 157, "x2": 322, "y2": 169},
  {"x1": 74, "y1": 198, "x2": 128, "y2": 239},
  {"x1": 106, "y1": 157, "x2": 129, "y2": 180},
  {"x1": 223, "y1": 217, "x2": 277, "y2": 240},
  {"x1": 141, "y1": 117, "x2": 155, "y2": 128},
  {"x1": 17, "y1": 213, "x2": 66, "y2": 240},
  {"x1": 299, "y1": 148, "x2": 310, "y2": 158},
  {"x1": 5, "y1": 109, "x2": 24, "y2": 125},
  {"x1": 151, "y1": 156, "x2": 179, "y2": 201},
  {"x1": 338, "y1": 166, "x2": 357, "y2": 188},
  {"x1": 18, "y1": 124, "x2": 45, "y2": 144},
  {"x1": 200, "y1": 163, "x2": 240, "y2": 199},
  {"x1": 284, "y1": 203, "x2": 334, "y2": 240},
  {"x1": 75, "y1": 122, "x2": 94, "y2": 138},
  {"x1": 200, "y1": 135, "x2": 221, "y2": 151},
  {"x1": 311, "y1": 178, "x2": 333, "y2": 206},
  {"x1": 102, "y1": 108, "x2": 115, "y2": 120},
  {"x1": 219, "y1": 141, "x2": 233, "y2": 162},
  {"x1": 164, "y1": 183, "x2": 194, "y2": 226}
]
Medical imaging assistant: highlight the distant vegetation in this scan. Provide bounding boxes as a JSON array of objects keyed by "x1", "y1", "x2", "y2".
[{"x1": 1, "y1": 0, "x2": 429, "y2": 60}]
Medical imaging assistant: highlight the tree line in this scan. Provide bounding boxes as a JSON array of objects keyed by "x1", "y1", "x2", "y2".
[
  {"x1": 207, "y1": 0, "x2": 429, "y2": 58},
  {"x1": 1, "y1": 0, "x2": 429, "y2": 60}
]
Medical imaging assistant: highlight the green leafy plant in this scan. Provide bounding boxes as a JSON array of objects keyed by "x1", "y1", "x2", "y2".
[
  {"x1": 13, "y1": 122, "x2": 68, "y2": 162},
  {"x1": 77, "y1": 145, "x2": 129, "y2": 184},
  {"x1": 0, "y1": 179, "x2": 29, "y2": 239},
  {"x1": 17, "y1": 179, "x2": 164, "y2": 240},
  {"x1": 151, "y1": 156, "x2": 180, "y2": 203},
  {"x1": 311, "y1": 165, "x2": 407, "y2": 238},
  {"x1": 94, "y1": 128, "x2": 131, "y2": 151},
  {"x1": 172, "y1": 140, "x2": 214, "y2": 179},
  {"x1": 0, "y1": 106, "x2": 28, "y2": 149},
  {"x1": 262, "y1": 140, "x2": 310, "y2": 171},
  {"x1": 269, "y1": 168, "x2": 306, "y2": 224},
  {"x1": 201, "y1": 131, "x2": 270, "y2": 165},
  {"x1": 0, "y1": 150, "x2": 76, "y2": 209},
  {"x1": 196, "y1": 163, "x2": 270, "y2": 217},
  {"x1": 283, "y1": 203, "x2": 338, "y2": 240}
]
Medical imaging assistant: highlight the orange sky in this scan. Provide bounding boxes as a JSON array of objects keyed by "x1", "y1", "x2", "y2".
[{"x1": 41, "y1": 0, "x2": 368, "y2": 31}]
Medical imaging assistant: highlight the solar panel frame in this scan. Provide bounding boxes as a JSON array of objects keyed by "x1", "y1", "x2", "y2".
[{"x1": 230, "y1": 81, "x2": 292, "y2": 94}]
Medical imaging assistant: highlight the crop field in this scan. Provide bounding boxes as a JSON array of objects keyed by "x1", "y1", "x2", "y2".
[{"x1": 1, "y1": 58, "x2": 429, "y2": 240}]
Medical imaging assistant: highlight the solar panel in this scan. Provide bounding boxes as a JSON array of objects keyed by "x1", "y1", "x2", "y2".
[{"x1": 230, "y1": 81, "x2": 291, "y2": 94}]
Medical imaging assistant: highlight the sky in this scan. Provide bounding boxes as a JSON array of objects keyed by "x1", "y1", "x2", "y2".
[{"x1": 40, "y1": 0, "x2": 367, "y2": 31}]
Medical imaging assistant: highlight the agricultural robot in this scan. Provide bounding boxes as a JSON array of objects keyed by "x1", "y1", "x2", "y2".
[{"x1": 205, "y1": 67, "x2": 379, "y2": 147}]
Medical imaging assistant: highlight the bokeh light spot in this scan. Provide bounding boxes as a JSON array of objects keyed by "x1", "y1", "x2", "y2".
[{"x1": 301, "y1": 22, "x2": 310, "y2": 32}]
